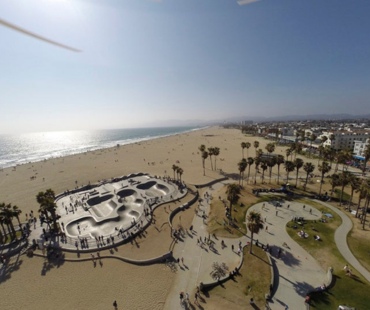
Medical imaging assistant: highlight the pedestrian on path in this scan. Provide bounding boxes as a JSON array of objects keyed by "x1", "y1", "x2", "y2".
[{"x1": 113, "y1": 300, "x2": 117, "y2": 309}]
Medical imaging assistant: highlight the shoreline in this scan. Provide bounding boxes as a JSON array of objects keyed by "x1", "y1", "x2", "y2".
[{"x1": 0, "y1": 126, "x2": 208, "y2": 169}]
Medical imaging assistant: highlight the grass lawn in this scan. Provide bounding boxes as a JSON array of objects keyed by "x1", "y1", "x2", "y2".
[
  {"x1": 287, "y1": 198, "x2": 370, "y2": 309},
  {"x1": 206, "y1": 246, "x2": 271, "y2": 309}
]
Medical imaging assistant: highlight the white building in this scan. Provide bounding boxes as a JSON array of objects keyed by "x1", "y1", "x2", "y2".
[
  {"x1": 353, "y1": 138, "x2": 369, "y2": 158},
  {"x1": 323, "y1": 130, "x2": 370, "y2": 151}
]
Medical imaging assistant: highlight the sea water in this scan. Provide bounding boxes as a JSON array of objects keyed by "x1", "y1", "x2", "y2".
[{"x1": 0, "y1": 126, "x2": 203, "y2": 168}]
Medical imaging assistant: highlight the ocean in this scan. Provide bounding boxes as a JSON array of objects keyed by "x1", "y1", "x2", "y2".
[{"x1": 0, "y1": 126, "x2": 203, "y2": 169}]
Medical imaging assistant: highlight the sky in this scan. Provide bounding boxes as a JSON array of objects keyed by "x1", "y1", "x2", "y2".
[{"x1": 1, "y1": 0, "x2": 370, "y2": 133}]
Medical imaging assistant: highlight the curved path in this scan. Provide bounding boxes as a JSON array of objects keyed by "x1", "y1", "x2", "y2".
[
  {"x1": 318, "y1": 201, "x2": 370, "y2": 283},
  {"x1": 248, "y1": 201, "x2": 326, "y2": 310},
  {"x1": 163, "y1": 181, "x2": 247, "y2": 310}
]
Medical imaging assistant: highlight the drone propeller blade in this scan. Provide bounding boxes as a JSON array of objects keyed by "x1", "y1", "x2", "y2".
[{"x1": 0, "y1": 18, "x2": 81, "y2": 52}]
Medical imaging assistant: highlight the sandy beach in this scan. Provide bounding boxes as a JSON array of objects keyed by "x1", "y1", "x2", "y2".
[{"x1": 0, "y1": 126, "x2": 321, "y2": 309}]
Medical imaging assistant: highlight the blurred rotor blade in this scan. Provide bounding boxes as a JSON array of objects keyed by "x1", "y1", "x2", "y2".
[{"x1": 0, "y1": 18, "x2": 81, "y2": 52}]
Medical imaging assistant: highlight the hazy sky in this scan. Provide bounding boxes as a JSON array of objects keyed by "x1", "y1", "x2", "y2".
[{"x1": 1, "y1": 0, "x2": 369, "y2": 133}]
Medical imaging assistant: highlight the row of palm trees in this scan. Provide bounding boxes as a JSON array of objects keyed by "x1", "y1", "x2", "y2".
[
  {"x1": 198, "y1": 145, "x2": 221, "y2": 176},
  {"x1": 0, "y1": 203, "x2": 22, "y2": 243},
  {"x1": 171, "y1": 164, "x2": 184, "y2": 182}
]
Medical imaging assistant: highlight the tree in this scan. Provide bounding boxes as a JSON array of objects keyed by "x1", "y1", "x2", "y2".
[
  {"x1": 355, "y1": 180, "x2": 367, "y2": 218},
  {"x1": 0, "y1": 203, "x2": 17, "y2": 239},
  {"x1": 247, "y1": 211, "x2": 263, "y2": 254},
  {"x1": 245, "y1": 142, "x2": 251, "y2": 158},
  {"x1": 284, "y1": 161, "x2": 295, "y2": 184},
  {"x1": 12, "y1": 205, "x2": 22, "y2": 226},
  {"x1": 177, "y1": 167, "x2": 184, "y2": 182},
  {"x1": 363, "y1": 143, "x2": 370, "y2": 173},
  {"x1": 201, "y1": 151, "x2": 208, "y2": 176},
  {"x1": 308, "y1": 133, "x2": 317, "y2": 158},
  {"x1": 253, "y1": 141, "x2": 260, "y2": 156},
  {"x1": 172, "y1": 164, "x2": 178, "y2": 179},
  {"x1": 265, "y1": 143, "x2": 275, "y2": 156},
  {"x1": 338, "y1": 171, "x2": 351, "y2": 205},
  {"x1": 246, "y1": 157, "x2": 254, "y2": 184},
  {"x1": 260, "y1": 161, "x2": 268, "y2": 184},
  {"x1": 267, "y1": 157, "x2": 277, "y2": 184},
  {"x1": 254, "y1": 156, "x2": 261, "y2": 184},
  {"x1": 208, "y1": 147, "x2": 214, "y2": 170},
  {"x1": 226, "y1": 184, "x2": 241, "y2": 218},
  {"x1": 293, "y1": 158, "x2": 304, "y2": 187},
  {"x1": 210, "y1": 262, "x2": 229, "y2": 281},
  {"x1": 237, "y1": 159, "x2": 247, "y2": 187},
  {"x1": 36, "y1": 189, "x2": 58, "y2": 232},
  {"x1": 213, "y1": 147, "x2": 220, "y2": 171},
  {"x1": 303, "y1": 162, "x2": 315, "y2": 191},
  {"x1": 241, "y1": 142, "x2": 247, "y2": 159},
  {"x1": 318, "y1": 161, "x2": 331, "y2": 195},
  {"x1": 329, "y1": 174, "x2": 340, "y2": 198},
  {"x1": 276, "y1": 155, "x2": 285, "y2": 184},
  {"x1": 349, "y1": 175, "x2": 361, "y2": 207}
]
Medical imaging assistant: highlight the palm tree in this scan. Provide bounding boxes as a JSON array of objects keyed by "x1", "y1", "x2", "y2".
[
  {"x1": 265, "y1": 143, "x2": 275, "y2": 156},
  {"x1": 12, "y1": 205, "x2": 22, "y2": 226},
  {"x1": 303, "y1": 162, "x2": 315, "y2": 190},
  {"x1": 36, "y1": 189, "x2": 58, "y2": 232},
  {"x1": 349, "y1": 175, "x2": 361, "y2": 207},
  {"x1": 0, "y1": 203, "x2": 17, "y2": 239},
  {"x1": 201, "y1": 151, "x2": 208, "y2": 176},
  {"x1": 247, "y1": 211, "x2": 263, "y2": 254},
  {"x1": 276, "y1": 155, "x2": 285, "y2": 184},
  {"x1": 363, "y1": 143, "x2": 370, "y2": 173},
  {"x1": 199, "y1": 144, "x2": 206, "y2": 171},
  {"x1": 245, "y1": 142, "x2": 251, "y2": 158},
  {"x1": 177, "y1": 167, "x2": 184, "y2": 182},
  {"x1": 329, "y1": 174, "x2": 340, "y2": 198},
  {"x1": 293, "y1": 158, "x2": 304, "y2": 187},
  {"x1": 226, "y1": 183, "x2": 241, "y2": 218},
  {"x1": 355, "y1": 180, "x2": 367, "y2": 218},
  {"x1": 318, "y1": 161, "x2": 331, "y2": 195},
  {"x1": 241, "y1": 142, "x2": 247, "y2": 159},
  {"x1": 237, "y1": 159, "x2": 247, "y2": 186},
  {"x1": 338, "y1": 171, "x2": 351, "y2": 205},
  {"x1": 208, "y1": 147, "x2": 214, "y2": 170},
  {"x1": 254, "y1": 156, "x2": 261, "y2": 184},
  {"x1": 360, "y1": 179, "x2": 370, "y2": 229},
  {"x1": 284, "y1": 161, "x2": 295, "y2": 184},
  {"x1": 172, "y1": 164, "x2": 178, "y2": 179},
  {"x1": 260, "y1": 161, "x2": 268, "y2": 184},
  {"x1": 213, "y1": 147, "x2": 220, "y2": 170},
  {"x1": 267, "y1": 157, "x2": 277, "y2": 184},
  {"x1": 253, "y1": 141, "x2": 260, "y2": 156},
  {"x1": 308, "y1": 133, "x2": 317, "y2": 157},
  {"x1": 0, "y1": 214, "x2": 5, "y2": 244},
  {"x1": 246, "y1": 157, "x2": 254, "y2": 184},
  {"x1": 285, "y1": 148, "x2": 292, "y2": 161}
]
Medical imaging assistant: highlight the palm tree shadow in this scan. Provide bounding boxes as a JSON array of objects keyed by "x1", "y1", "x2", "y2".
[{"x1": 0, "y1": 254, "x2": 23, "y2": 284}]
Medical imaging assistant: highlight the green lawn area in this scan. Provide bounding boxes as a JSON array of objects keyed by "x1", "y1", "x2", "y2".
[
  {"x1": 287, "y1": 198, "x2": 370, "y2": 309},
  {"x1": 207, "y1": 246, "x2": 271, "y2": 309}
]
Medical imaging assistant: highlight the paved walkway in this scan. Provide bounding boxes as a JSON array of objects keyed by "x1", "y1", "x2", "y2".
[
  {"x1": 164, "y1": 181, "x2": 247, "y2": 310},
  {"x1": 248, "y1": 201, "x2": 326, "y2": 310},
  {"x1": 318, "y1": 200, "x2": 370, "y2": 283}
]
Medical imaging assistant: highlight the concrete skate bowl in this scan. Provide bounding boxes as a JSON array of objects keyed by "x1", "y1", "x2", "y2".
[
  {"x1": 136, "y1": 181, "x2": 170, "y2": 197},
  {"x1": 117, "y1": 189, "x2": 137, "y2": 199},
  {"x1": 87, "y1": 194, "x2": 114, "y2": 207},
  {"x1": 65, "y1": 207, "x2": 141, "y2": 239}
]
